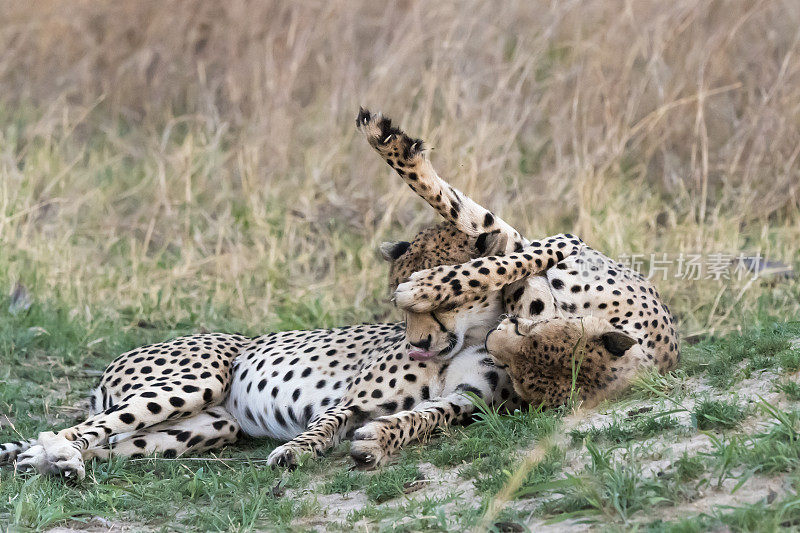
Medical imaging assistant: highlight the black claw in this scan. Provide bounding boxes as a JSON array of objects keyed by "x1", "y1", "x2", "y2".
[
  {"x1": 377, "y1": 117, "x2": 402, "y2": 144},
  {"x1": 357, "y1": 107, "x2": 371, "y2": 127},
  {"x1": 274, "y1": 451, "x2": 299, "y2": 470},
  {"x1": 402, "y1": 137, "x2": 425, "y2": 160},
  {"x1": 359, "y1": 109, "x2": 424, "y2": 159},
  {"x1": 351, "y1": 449, "x2": 378, "y2": 469}
]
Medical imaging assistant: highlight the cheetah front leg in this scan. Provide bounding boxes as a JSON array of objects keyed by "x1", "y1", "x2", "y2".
[
  {"x1": 349, "y1": 391, "x2": 479, "y2": 469},
  {"x1": 267, "y1": 403, "x2": 362, "y2": 467},
  {"x1": 357, "y1": 108, "x2": 525, "y2": 253},
  {"x1": 349, "y1": 347, "x2": 516, "y2": 468},
  {"x1": 395, "y1": 234, "x2": 586, "y2": 313}
]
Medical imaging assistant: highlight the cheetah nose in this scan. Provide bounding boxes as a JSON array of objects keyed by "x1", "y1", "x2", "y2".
[{"x1": 409, "y1": 335, "x2": 432, "y2": 351}]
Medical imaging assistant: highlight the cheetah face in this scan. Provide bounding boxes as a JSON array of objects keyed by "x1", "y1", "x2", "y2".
[
  {"x1": 403, "y1": 294, "x2": 504, "y2": 361},
  {"x1": 381, "y1": 223, "x2": 508, "y2": 361},
  {"x1": 485, "y1": 315, "x2": 639, "y2": 375}
]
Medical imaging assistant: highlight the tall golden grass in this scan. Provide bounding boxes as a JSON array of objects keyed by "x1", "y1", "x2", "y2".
[{"x1": 0, "y1": 0, "x2": 798, "y2": 336}]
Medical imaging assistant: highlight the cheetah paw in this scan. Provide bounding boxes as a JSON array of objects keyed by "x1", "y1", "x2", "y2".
[
  {"x1": 267, "y1": 443, "x2": 310, "y2": 469},
  {"x1": 16, "y1": 432, "x2": 85, "y2": 480},
  {"x1": 350, "y1": 423, "x2": 390, "y2": 469},
  {"x1": 394, "y1": 273, "x2": 440, "y2": 313},
  {"x1": 356, "y1": 108, "x2": 425, "y2": 164}
]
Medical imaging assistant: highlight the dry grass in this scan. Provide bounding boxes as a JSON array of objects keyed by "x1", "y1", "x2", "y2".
[{"x1": 0, "y1": 0, "x2": 798, "y2": 337}]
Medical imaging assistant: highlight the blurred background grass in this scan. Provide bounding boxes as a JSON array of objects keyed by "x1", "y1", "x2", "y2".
[{"x1": 0, "y1": 0, "x2": 798, "y2": 342}]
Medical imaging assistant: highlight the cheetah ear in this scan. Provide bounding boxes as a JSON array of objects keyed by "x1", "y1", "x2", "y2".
[
  {"x1": 474, "y1": 230, "x2": 508, "y2": 257},
  {"x1": 380, "y1": 241, "x2": 411, "y2": 262},
  {"x1": 600, "y1": 331, "x2": 638, "y2": 358}
]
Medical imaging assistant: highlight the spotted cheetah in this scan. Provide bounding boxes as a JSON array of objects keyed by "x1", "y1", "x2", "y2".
[
  {"x1": 358, "y1": 109, "x2": 680, "y2": 408},
  {"x1": 0, "y1": 111, "x2": 582, "y2": 478},
  {"x1": 0, "y1": 225, "x2": 510, "y2": 476}
]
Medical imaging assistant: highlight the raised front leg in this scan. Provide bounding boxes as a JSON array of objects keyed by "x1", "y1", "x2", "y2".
[
  {"x1": 357, "y1": 108, "x2": 525, "y2": 253},
  {"x1": 395, "y1": 234, "x2": 585, "y2": 312}
]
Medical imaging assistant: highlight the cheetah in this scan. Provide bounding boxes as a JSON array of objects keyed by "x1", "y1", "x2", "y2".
[
  {"x1": 359, "y1": 108, "x2": 680, "y2": 408},
  {"x1": 0, "y1": 224, "x2": 511, "y2": 476},
  {"x1": 0, "y1": 110, "x2": 582, "y2": 477}
]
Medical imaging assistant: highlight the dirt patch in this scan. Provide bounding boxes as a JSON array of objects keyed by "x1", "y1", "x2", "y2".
[
  {"x1": 46, "y1": 517, "x2": 149, "y2": 532},
  {"x1": 307, "y1": 368, "x2": 797, "y2": 530}
]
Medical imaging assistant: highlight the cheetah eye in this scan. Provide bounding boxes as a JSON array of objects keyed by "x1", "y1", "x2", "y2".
[{"x1": 430, "y1": 312, "x2": 448, "y2": 332}]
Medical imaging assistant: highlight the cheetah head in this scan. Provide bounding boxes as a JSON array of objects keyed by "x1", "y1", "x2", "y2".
[
  {"x1": 485, "y1": 315, "x2": 641, "y2": 403},
  {"x1": 381, "y1": 223, "x2": 508, "y2": 361}
]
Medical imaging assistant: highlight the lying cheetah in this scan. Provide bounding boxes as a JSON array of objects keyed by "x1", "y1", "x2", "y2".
[
  {"x1": 0, "y1": 111, "x2": 581, "y2": 477},
  {"x1": 359, "y1": 109, "x2": 680, "y2": 407}
]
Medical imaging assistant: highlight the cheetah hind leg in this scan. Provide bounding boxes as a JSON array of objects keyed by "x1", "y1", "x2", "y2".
[
  {"x1": 15, "y1": 433, "x2": 87, "y2": 479},
  {"x1": 15, "y1": 380, "x2": 231, "y2": 480},
  {"x1": 15, "y1": 407, "x2": 240, "y2": 479},
  {"x1": 85, "y1": 406, "x2": 240, "y2": 461}
]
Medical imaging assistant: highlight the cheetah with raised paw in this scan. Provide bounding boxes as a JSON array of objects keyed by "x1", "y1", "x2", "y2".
[
  {"x1": 268, "y1": 113, "x2": 592, "y2": 468},
  {"x1": 359, "y1": 108, "x2": 680, "y2": 407}
]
